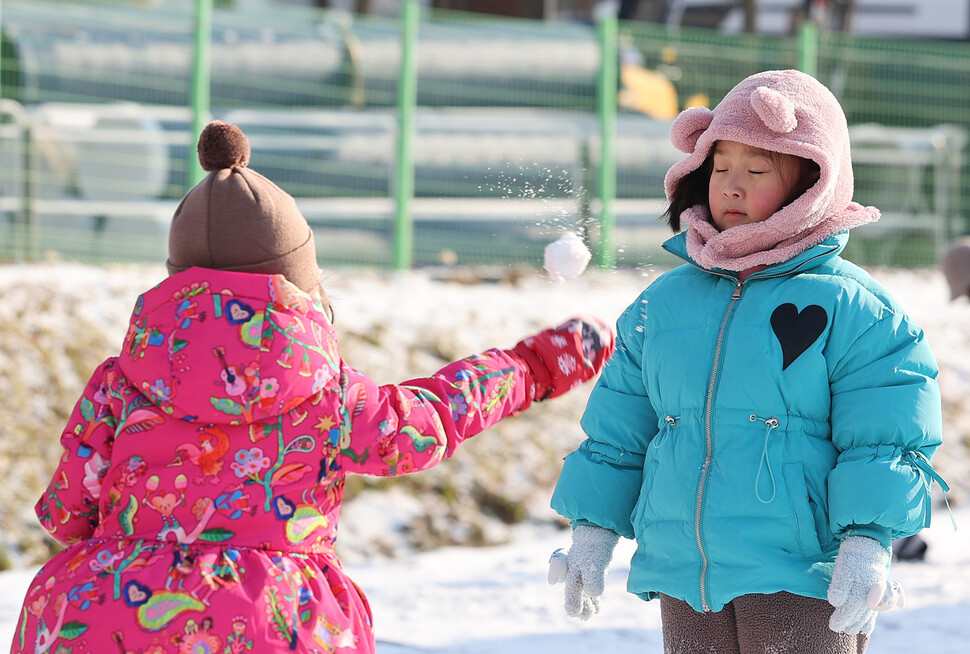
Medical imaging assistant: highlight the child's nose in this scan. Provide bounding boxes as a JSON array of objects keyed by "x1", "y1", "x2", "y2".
[{"x1": 723, "y1": 177, "x2": 743, "y2": 198}]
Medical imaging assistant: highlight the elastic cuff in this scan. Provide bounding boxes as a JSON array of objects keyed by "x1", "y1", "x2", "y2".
[
  {"x1": 509, "y1": 343, "x2": 552, "y2": 401},
  {"x1": 571, "y1": 518, "x2": 597, "y2": 529},
  {"x1": 844, "y1": 523, "x2": 893, "y2": 549}
]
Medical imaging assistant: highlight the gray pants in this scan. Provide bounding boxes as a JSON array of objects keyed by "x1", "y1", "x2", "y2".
[{"x1": 660, "y1": 592, "x2": 869, "y2": 654}]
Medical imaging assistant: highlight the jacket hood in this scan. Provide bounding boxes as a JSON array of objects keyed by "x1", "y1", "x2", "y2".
[
  {"x1": 118, "y1": 267, "x2": 338, "y2": 424},
  {"x1": 663, "y1": 69, "x2": 879, "y2": 271}
]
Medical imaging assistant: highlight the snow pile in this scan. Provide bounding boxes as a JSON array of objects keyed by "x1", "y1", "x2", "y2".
[{"x1": 544, "y1": 232, "x2": 592, "y2": 281}]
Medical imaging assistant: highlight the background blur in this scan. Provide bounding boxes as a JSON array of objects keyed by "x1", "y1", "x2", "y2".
[{"x1": 3, "y1": 0, "x2": 970, "y2": 270}]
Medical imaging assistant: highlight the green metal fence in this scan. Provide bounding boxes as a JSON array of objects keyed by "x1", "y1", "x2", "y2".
[
  {"x1": 620, "y1": 20, "x2": 969, "y2": 267},
  {"x1": 1, "y1": 0, "x2": 968, "y2": 269}
]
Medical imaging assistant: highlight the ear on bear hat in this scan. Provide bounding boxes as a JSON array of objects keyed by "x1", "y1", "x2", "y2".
[
  {"x1": 670, "y1": 106, "x2": 714, "y2": 154},
  {"x1": 751, "y1": 86, "x2": 798, "y2": 134}
]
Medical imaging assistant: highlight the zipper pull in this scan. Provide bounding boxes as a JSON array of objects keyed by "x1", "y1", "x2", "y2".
[{"x1": 732, "y1": 280, "x2": 743, "y2": 300}]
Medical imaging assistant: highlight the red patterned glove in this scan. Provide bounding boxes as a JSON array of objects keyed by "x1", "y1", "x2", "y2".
[{"x1": 511, "y1": 316, "x2": 615, "y2": 401}]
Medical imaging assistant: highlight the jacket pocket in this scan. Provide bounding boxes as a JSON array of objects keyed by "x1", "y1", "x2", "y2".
[
  {"x1": 783, "y1": 462, "x2": 824, "y2": 556},
  {"x1": 631, "y1": 415, "x2": 678, "y2": 524},
  {"x1": 805, "y1": 468, "x2": 838, "y2": 554}
]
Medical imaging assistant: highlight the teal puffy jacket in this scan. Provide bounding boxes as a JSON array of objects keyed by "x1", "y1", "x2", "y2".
[{"x1": 551, "y1": 231, "x2": 944, "y2": 613}]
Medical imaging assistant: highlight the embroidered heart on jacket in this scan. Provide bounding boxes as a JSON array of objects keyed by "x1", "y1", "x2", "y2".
[
  {"x1": 225, "y1": 299, "x2": 255, "y2": 325},
  {"x1": 770, "y1": 303, "x2": 828, "y2": 370},
  {"x1": 123, "y1": 580, "x2": 152, "y2": 607},
  {"x1": 274, "y1": 495, "x2": 296, "y2": 520},
  {"x1": 150, "y1": 492, "x2": 178, "y2": 514}
]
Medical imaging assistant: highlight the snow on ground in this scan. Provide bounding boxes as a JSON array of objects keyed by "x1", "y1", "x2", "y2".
[
  {"x1": 0, "y1": 505, "x2": 967, "y2": 653},
  {"x1": 358, "y1": 504, "x2": 969, "y2": 654}
]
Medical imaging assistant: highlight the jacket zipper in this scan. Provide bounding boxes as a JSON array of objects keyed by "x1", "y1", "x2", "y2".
[
  {"x1": 686, "y1": 250, "x2": 830, "y2": 612},
  {"x1": 696, "y1": 277, "x2": 740, "y2": 611}
]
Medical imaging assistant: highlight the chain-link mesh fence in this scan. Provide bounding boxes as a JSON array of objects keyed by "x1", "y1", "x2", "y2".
[{"x1": 1, "y1": 1, "x2": 967, "y2": 269}]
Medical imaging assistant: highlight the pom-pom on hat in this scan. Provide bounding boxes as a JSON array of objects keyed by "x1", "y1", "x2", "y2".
[{"x1": 167, "y1": 121, "x2": 321, "y2": 296}]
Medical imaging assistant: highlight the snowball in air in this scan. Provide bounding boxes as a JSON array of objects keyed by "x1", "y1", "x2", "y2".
[{"x1": 544, "y1": 232, "x2": 591, "y2": 281}]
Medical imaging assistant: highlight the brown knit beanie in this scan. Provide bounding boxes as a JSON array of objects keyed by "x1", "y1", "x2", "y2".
[{"x1": 167, "y1": 121, "x2": 322, "y2": 298}]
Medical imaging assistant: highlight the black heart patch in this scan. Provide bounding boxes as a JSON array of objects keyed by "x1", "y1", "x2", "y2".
[{"x1": 770, "y1": 303, "x2": 827, "y2": 370}]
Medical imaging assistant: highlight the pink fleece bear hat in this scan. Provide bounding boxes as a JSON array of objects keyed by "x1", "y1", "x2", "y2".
[{"x1": 664, "y1": 69, "x2": 880, "y2": 271}]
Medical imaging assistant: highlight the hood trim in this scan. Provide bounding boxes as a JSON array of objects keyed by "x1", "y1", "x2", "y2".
[{"x1": 118, "y1": 268, "x2": 338, "y2": 425}]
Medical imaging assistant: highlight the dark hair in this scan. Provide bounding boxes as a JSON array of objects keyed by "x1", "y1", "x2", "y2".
[
  {"x1": 662, "y1": 153, "x2": 713, "y2": 233},
  {"x1": 661, "y1": 148, "x2": 820, "y2": 233}
]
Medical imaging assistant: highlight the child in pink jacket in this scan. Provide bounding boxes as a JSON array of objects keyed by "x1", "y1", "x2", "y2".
[{"x1": 11, "y1": 121, "x2": 614, "y2": 654}]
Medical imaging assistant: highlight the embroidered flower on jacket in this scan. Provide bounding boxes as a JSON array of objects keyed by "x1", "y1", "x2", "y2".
[
  {"x1": 145, "y1": 378, "x2": 171, "y2": 403},
  {"x1": 178, "y1": 627, "x2": 221, "y2": 654},
  {"x1": 90, "y1": 548, "x2": 125, "y2": 572},
  {"x1": 313, "y1": 368, "x2": 329, "y2": 393},
  {"x1": 231, "y1": 448, "x2": 271, "y2": 478},
  {"x1": 398, "y1": 452, "x2": 416, "y2": 474},
  {"x1": 259, "y1": 377, "x2": 280, "y2": 400},
  {"x1": 118, "y1": 456, "x2": 147, "y2": 487},
  {"x1": 173, "y1": 281, "x2": 210, "y2": 301},
  {"x1": 448, "y1": 393, "x2": 469, "y2": 421}
]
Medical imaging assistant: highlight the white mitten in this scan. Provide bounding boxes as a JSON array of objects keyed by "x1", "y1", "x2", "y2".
[
  {"x1": 551, "y1": 525, "x2": 620, "y2": 620},
  {"x1": 828, "y1": 535, "x2": 893, "y2": 635}
]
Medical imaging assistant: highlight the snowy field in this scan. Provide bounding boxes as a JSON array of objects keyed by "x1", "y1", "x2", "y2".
[
  {"x1": 1, "y1": 260, "x2": 968, "y2": 652},
  {"x1": 0, "y1": 505, "x2": 967, "y2": 653}
]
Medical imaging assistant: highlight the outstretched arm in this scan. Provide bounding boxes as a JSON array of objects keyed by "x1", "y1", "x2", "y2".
[{"x1": 337, "y1": 317, "x2": 614, "y2": 477}]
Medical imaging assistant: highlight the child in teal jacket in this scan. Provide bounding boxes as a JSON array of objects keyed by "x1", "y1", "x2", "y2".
[{"x1": 550, "y1": 70, "x2": 946, "y2": 654}]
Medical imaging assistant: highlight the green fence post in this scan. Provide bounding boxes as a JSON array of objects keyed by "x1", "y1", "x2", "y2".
[
  {"x1": 0, "y1": 0, "x2": 4, "y2": 103},
  {"x1": 393, "y1": 0, "x2": 419, "y2": 270},
  {"x1": 188, "y1": 0, "x2": 213, "y2": 190},
  {"x1": 596, "y1": 13, "x2": 618, "y2": 269},
  {"x1": 0, "y1": 0, "x2": 4, "y2": 257},
  {"x1": 798, "y1": 21, "x2": 818, "y2": 77}
]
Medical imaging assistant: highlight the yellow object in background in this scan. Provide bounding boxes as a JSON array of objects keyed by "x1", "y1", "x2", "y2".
[
  {"x1": 684, "y1": 93, "x2": 710, "y2": 109},
  {"x1": 618, "y1": 63, "x2": 679, "y2": 119}
]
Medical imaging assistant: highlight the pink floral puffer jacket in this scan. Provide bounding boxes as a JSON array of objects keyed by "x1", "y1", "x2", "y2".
[{"x1": 13, "y1": 267, "x2": 547, "y2": 654}]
